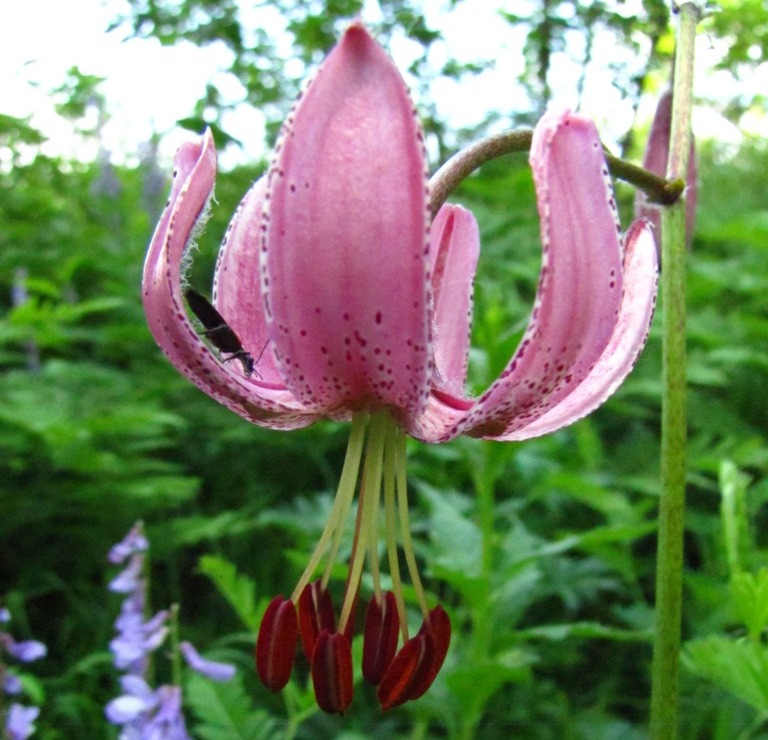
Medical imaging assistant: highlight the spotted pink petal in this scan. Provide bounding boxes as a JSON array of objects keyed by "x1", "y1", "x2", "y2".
[
  {"x1": 212, "y1": 177, "x2": 283, "y2": 385},
  {"x1": 261, "y1": 22, "x2": 431, "y2": 421},
  {"x1": 429, "y1": 204, "x2": 480, "y2": 401},
  {"x1": 142, "y1": 130, "x2": 316, "y2": 430},
  {"x1": 499, "y1": 219, "x2": 657, "y2": 439},
  {"x1": 447, "y1": 110, "x2": 649, "y2": 440}
]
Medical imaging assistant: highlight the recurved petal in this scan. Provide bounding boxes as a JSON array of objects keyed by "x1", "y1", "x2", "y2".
[
  {"x1": 492, "y1": 220, "x2": 657, "y2": 440},
  {"x1": 142, "y1": 130, "x2": 316, "y2": 430},
  {"x1": 429, "y1": 204, "x2": 480, "y2": 400},
  {"x1": 212, "y1": 177, "x2": 282, "y2": 384},
  {"x1": 448, "y1": 110, "x2": 632, "y2": 440},
  {"x1": 262, "y1": 23, "x2": 431, "y2": 421}
]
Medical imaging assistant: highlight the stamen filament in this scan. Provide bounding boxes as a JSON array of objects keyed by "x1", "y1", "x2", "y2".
[
  {"x1": 344, "y1": 476, "x2": 367, "y2": 596},
  {"x1": 394, "y1": 427, "x2": 431, "y2": 622},
  {"x1": 367, "y1": 462, "x2": 383, "y2": 602},
  {"x1": 321, "y1": 413, "x2": 368, "y2": 589},
  {"x1": 292, "y1": 413, "x2": 368, "y2": 602},
  {"x1": 338, "y1": 413, "x2": 388, "y2": 633},
  {"x1": 384, "y1": 418, "x2": 409, "y2": 640},
  {"x1": 261, "y1": 410, "x2": 448, "y2": 712}
]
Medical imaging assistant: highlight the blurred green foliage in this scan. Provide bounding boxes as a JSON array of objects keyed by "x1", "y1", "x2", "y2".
[{"x1": 2, "y1": 1, "x2": 768, "y2": 737}]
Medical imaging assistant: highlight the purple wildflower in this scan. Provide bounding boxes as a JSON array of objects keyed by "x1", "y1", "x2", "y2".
[
  {"x1": 1, "y1": 609, "x2": 46, "y2": 739},
  {"x1": 109, "y1": 522, "x2": 150, "y2": 565},
  {"x1": 105, "y1": 676, "x2": 191, "y2": 740},
  {"x1": 1, "y1": 636, "x2": 47, "y2": 663},
  {"x1": 105, "y1": 675, "x2": 154, "y2": 724},
  {"x1": 109, "y1": 600, "x2": 169, "y2": 674},
  {"x1": 144, "y1": 686, "x2": 190, "y2": 740},
  {"x1": 4, "y1": 672, "x2": 23, "y2": 695},
  {"x1": 106, "y1": 523, "x2": 235, "y2": 738},
  {"x1": 107, "y1": 524, "x2": 167, "y2": 680},
  {"x1": 179, "y1": 641, "x2": 236, "y2": 682},
  {"x1": 5, "y1": 704, "x2": 40, "y2": 740},
  {"x1": 109, "y1": 555, "x2": 145, "y2": 595}
]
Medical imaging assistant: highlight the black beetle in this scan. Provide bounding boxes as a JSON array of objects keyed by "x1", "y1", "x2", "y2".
[{"x1": 184, "y1": 288, "x2": 259, "y2": 377}]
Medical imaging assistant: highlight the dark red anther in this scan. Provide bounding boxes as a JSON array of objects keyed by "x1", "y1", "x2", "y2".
[
  {"x1": 362, "y1": 591, "x2": 400, "y2": 685},
  {"x1": 311, "y1": 630, "x2": 354, "y2": 714},
  {"x1": 377, "y1": 630, "x2": 434, "y2": 711},
  {"x1": 298, "y1": 580, "x2": 336, "y2": 662},
  {"x1": 377, "y1": 605, "x2": 451, "y2": 710},
  {"x1": 408, "y1": 605, "x2": 451, "y2": 701},
  {"x1": 255, "y1": 595, "x2": 298, "y2": 692}
]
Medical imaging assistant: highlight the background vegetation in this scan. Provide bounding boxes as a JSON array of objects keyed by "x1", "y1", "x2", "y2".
[{"x1": 2, "y1": 1, "x2": 768, "y2": 737}]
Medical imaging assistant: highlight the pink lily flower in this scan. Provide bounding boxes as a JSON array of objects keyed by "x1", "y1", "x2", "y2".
[{"x1": 143, "y1": 23, "x2": 658, "y2": 713}]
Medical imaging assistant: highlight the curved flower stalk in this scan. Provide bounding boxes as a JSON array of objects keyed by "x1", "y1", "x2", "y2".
[{"x1": 143, "y1": 23, "x2": 658, "y2": 713}]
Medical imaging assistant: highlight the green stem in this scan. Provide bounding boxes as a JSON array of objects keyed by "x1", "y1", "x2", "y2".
[
  {"x1": 282, "y1": 686, "x2": 318, "y2": 740},
  {"x1": 169, "y1": 603, "x2": 182, "y2": 688},
  {"x1": 649, "y1": 4, "x2": 700, "y2": 739}
]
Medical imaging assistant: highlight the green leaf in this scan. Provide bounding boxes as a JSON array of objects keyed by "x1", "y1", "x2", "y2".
[
  {"x1": 184, "y1": 671, "x2": 278, "y2": 740},
  {"x1": 12, "y1": 671, "x2": 46, "y2": 706},
  {"x1": 445, "y1": 651, "x2": 533, "y2": 717},
  {"x1": 419, "y1": 485, "x2": 486, "y2": 601},
  {"x1": 500, "y1": 520, "x2": 582, "y2": 568},
  {"x1": 198, "y1": 554, "x2": 260, "y2": 631},
  {"x1": 683, "y1": 635, "x2": 768, "y2": 716},
  {"x1": 516, "y1": 621, "x2": 652, "y2": 643},
  {"x1": 731, "y1": 569, "x2": 768, "y2": 639},
  {"x1": 169, "y1": 512, "x2": 259, "y2": 545},
  {"x1": 720, "y1": 459, "x2": 753, "y2": 576}
]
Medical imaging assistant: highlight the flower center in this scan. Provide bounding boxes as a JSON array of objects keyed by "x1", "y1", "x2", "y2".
[{"x1": 255, "y1": 411, "x2": 450, "y2": 713}]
